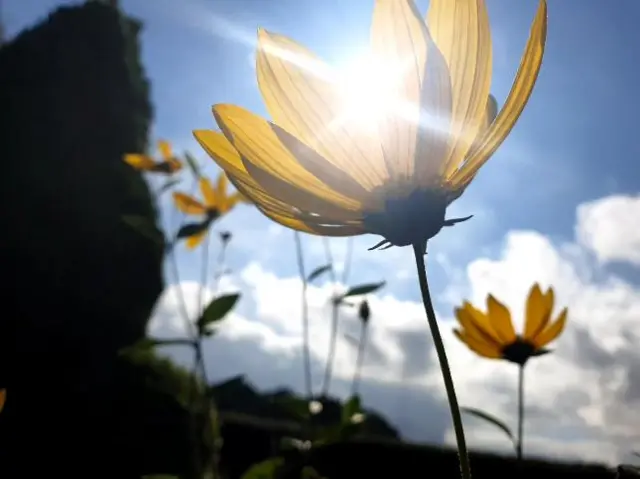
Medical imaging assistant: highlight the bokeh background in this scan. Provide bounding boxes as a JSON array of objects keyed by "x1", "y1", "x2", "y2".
[{"x1": 5, "y1": 0, "x2": 640, "y2": 468}]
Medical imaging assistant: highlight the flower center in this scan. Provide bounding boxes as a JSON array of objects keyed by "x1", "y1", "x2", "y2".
[
  {"x1": 363, "y1": 188, "x2": 449, "y2": 249},
  {"x1": 501, "y1": 337, "x2": 537, "y2": 366}
]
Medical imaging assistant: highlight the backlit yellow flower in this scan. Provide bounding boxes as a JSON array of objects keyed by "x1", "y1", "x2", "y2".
[
  {"x1": 454, "y1": 283, "x2": 568, "y2": 365},
  {"x1": 124, "y1": 140, "x2": 182, "y2": 175},
  {"x1": 172, "y1": 173, "x2": 245, "y2": 249},
  {"x1": 194, "y1": 0, "x2": 547, "y2": 252}
]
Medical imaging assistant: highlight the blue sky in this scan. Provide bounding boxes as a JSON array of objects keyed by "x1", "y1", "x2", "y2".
[{"x1": 9, "y1": 0, "x2": 640, "y2": 464}]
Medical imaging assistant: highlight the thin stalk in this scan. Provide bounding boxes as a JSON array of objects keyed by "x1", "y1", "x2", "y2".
[
  {"x1": 516, "y1": 364, "x2": 525, "y2": 461},
  {"x1": 341, "y1": 237, "x2": 354, "y2": 284},
  {"x1": 350, "y1": 322, "x2": 368, "y2": 397},
  {"x1": 294, "y1": 232, "x2": 313, "y2": 399},
  {"x1": 321, "y1": 238, "x2": 340, "y2": 397},
  {"x1": 412, "y1": 244, "x2": 471, "y2": 479},
  {"x1": 211, "y1": 238, "x2": 229, "y2": 295}
]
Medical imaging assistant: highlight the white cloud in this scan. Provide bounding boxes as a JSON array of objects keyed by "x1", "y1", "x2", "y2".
[
  {"x1": 149, "y1": 193, "x2": 640, "y2": 466},
  {"x1": 576, "y1": 195, "x2": 640, "y2": 266}
]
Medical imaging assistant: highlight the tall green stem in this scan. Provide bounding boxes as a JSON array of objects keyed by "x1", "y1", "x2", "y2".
[
  {"x1": 350, "y1": 322, "x2": 368, "y2": 397},
  {"x1": 517, "y1": 364, "x2": 525, "y2": 461},
  {"x1": 294, "y1": 232, "x2": 313, "y2": 398},
  {"x1": 321, "y1": 238, "x2": 340, "y2": 397},
  {"x1": 412, "y1": 244, "x2": 471, "y2": 479}
]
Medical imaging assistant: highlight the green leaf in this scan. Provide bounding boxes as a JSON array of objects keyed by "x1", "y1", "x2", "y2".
[
  {"x1": 240, "y1": 457, "x2": 284, "y2": 479},
  {"x1": 300, "y1": 467, "x2": 327, "y2": 479},
  {"x1": 341, "y1": 394, "x2": 361, "y2": 424},
  {"x1": 176, "y1": 220, "x2": 209, "y2": 239},
  {"x1": 122, "y1": 215, "x2": 165, "y2": 245},
  {"x1": 461, "y1": 407, "x2": 516, "y2": 447},
  {"x1": 339, "y1": 281, "x2": 386, "y2": 301},
  {"x1": 184, "y1": 151, "x2": 202, "y2": 179},
  {"x1": 197, "y1": 293, "x2": 240, "y2": 330},
  {"x1": 307, "y1": 264, "x2": 331, "y2": 283},
  {"x1": 118, "y1": 337, "x2": 193, "y2": 356},
  {"x1": 156, "y1": 178, "x2": 181, "y2": 195}
]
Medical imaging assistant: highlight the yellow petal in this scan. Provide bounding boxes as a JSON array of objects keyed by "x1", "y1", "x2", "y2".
[
  {"x1": 523, "y1": 283, "x2": 551, "y2": 341},
  {"x1": 486, "y1": 294, "x2": 517, "y2": 344},
  {"x1": 258, "y1": 206, "x2": 365, "y2": 237},
  {"x1": 532, "y1": 307, "x2": 567, "y2": 349},
  {"x1": 455, "y1": 307, "x2": 503, "y2": 349},
  {"x1": 223, "y1": 192, "x2": 245, "y2": 213},
  {"x1": 256, "y1": 29, "x2": 388, "y2": 189},
  {"x1": 158, "y1": 140, "x2": 172, "y2": 160},
  {"x1": 200, "y1": 178, "x2": 217, "y2": 209},
  {"x1": 186, "y1": 229, "x2": 208, "y2": 250},
  {"x1": 462, "y1": 301, "x2": 503, "y2": 345},
  {"x1": 166, "y1": 158, "x2": 183, "y2": 173},
  {"x1": 212, "y1": 104, "x2": 364, "y2": 215},
  {"x1": 173, "y1": 192, "x2": 207, "y2": 215},
  {"x1": 450, "y1": 0, "x2": 547, "y2": 186},
  {"x1": 0, "y1": 389, "x2": 6, "y2": 413},
  {"x1": 427, "y1": 0, "x2": 492, "y2": 178},
  {"x1": 217, "y1": 173, "x2": 228, "y2": 203},
  {"x1": 124, "y1": 154, "x2": 156, "y2": 171},
  {"x1": 370, "y1": 0, "x2": 429, "y2": 181},
  {"x1": 454, "y1": 329, "x2": 501, "y2": 359}
]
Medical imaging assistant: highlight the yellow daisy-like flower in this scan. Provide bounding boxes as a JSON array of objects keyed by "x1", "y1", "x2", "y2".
[
  {"x1": 193, "y1": 0, "x2": 547, "y2": 253},
  {"x1": 124, "y1": 140, "x2": 182, "y2": 175},
  {"x1": 454, "y1": 283, "x2": 568, "y2": 365},
  {"x1": 172, "y1": 173, "x2": 245, "y2": 249}
]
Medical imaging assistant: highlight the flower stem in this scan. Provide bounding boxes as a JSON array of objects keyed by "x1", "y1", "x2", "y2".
[
  {"x1": 350, "y1": 322, "x2": 368, "y2": 398},
  {"x1": 294, "y1": 232, "x2": 313, "y2": 399},
  {"x1": 412, "y1": 244, "x2": 471, "y2": 479},
  {"x1": 517, "y1": 364, "x2": 525, "y2": 461}
]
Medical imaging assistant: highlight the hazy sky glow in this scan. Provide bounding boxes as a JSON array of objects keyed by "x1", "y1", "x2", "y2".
[{"x1": 9, "y1": 0, "x2": 640, "y2": 465}]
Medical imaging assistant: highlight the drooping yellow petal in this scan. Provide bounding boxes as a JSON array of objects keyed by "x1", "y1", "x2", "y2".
[
  {"x1": 454, "y1": 329, "x2": 501, "y2": 359},
  {"x1": 427, "y1": 0, "x2": 492, "y2": 177},
  {"x1": 124, "y1": 154, "x2": 156, "y2": 171},
  {"x1": 256, "y1": 29, "x2": 388, "y2": 190},
  {"x1": 450, "y1": 0, "x2": 547, "y2": 186},
  {"x1": 486, "y1": 295, "x2": 517, "y2": 344},
  {"x1": 173, "y1": 192, "x2": 207, "y2": 215},
  {"x1": 223, "y1": 192, "x2": 245, "y2": 212},
  {"x1": 523, "y1": 284, "x2": 551, "y2": 341},
  {"x1": 186, "y1": 229, "x2": 208, "y2": 250},
  {"x1": 370, "y1": 0, "x2": 428, "y2": 181},
  {"x1": 200, "y1": 178, "x2": 217, "y2": 209},
  {"x1": 0, "y1": 389, "x2": 6, "y2": 413},
  {"x1": 532, "y1": 307, "x2": 567, "y2": 349},
  {"x1": 455, "y1": 307, "x2": 503, "y2": 350},
  {"x1": 462, "y1": 301, "x2": 504, "y2": 345},
  {"x1": 212, "y1": 104, "x2": 365, "y2": 214},
  {"x1": 158, "y1": 140, "x2": 173, "y2": 160}
]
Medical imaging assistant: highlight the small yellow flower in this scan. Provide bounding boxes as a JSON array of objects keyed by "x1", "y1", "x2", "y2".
[
  {"x1": 172, "y1": 173, "x2": 245, "y2": 249},
  {"x1": 124, "y1": 139, "x2": 182, "y2": 175},
  {"x1": 194, "y1": 0, "x2": 547, "y2": 252},
  {"x1": 454, "y1": 283, "x2": 568, "y2": 365}
]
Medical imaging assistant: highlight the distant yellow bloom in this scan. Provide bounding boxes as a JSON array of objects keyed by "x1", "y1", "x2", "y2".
[
  {"x1": 194, "y1": 0, "x2": 547, "y2": 252},
  {"x1": 0, "y1": 389, "x2": 6, "y2": 413},
  {"x1": 172, "y1": 173, "x2": 245, "y2": 249},
  {"x1": 454, "y1": 284, "x2": 568, "y2": 365},
  {"x1": 124, "y1": 140, "x2": 182, "y2": 175}
]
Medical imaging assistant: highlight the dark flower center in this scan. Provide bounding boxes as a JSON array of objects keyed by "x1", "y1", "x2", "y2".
[
  {"x1": 501, "y1": 338, "x2": 538, "y2": 366},
  {"x1": 362, "y1": 188, "x2": 471, "y2": 253}
]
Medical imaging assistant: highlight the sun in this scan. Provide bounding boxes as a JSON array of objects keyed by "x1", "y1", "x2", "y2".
[{"x1": 333, "y1": 53, "x2": 406, "y2": 130}]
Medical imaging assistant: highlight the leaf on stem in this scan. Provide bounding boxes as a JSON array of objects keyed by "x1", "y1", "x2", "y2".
[
  {"x1": 337, "y1": 282, "x2": 386, "y2": 302},
  {"x1": 176, "y1": 220, "x2": 210, "y2": 239},
  {"x1": 184, "y1": 151, "x2": 202, "y2": 179},
  {"x1": 240, "y1": 457, "x2": 284, "y2": 479},
  {"x1": 122, "y1": 215, "x2": 165, "y2": 245},
  {"x1": 461, "y1": 407, "x2": 516, "y2": 447},
  {"x1": 197, "y1": 293, "x2": 241, "y2": 331},
  {"x1": 157, "y1": 178, "x2": 181, "y2": 195},
  {"x1": 307, "y1": 264, "x2": 332, "y2": 283}
]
